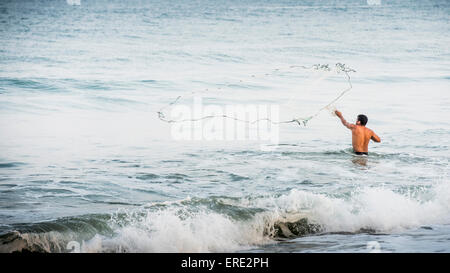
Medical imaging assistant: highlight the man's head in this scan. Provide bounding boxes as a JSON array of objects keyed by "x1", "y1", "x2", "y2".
[{"x1": 356, "y1": 114, "x2": 368, "y2": 126}]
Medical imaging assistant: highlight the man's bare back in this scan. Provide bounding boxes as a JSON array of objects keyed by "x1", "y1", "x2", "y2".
[{"x1": 335, "y1": 110, "x2": 381, "y2": 154}]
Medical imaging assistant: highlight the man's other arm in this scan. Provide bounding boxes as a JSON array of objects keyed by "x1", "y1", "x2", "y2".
[{"x1": 371, "y1": 131, "x2": 381, "y2": 142}]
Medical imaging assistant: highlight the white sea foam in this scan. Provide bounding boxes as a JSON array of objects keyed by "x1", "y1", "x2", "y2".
[
  {"x1": 80, "y1": 182, "x2": 450, "y2": 253},
  {"x1": 4, "y1": 182, "x2": 448, "y2": 253},
  {"x1": 251, "y1": 183, "x2": 450, "y2": 233}
]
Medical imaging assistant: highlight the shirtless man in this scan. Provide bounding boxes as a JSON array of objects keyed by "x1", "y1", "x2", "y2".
[{"x1": 335, "y1": 110, "x2": 381, "y2": 155}]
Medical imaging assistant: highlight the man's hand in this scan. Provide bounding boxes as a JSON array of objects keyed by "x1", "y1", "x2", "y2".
[{"x1": 335, "y1": 110, "x2": 343, "y2": 118}]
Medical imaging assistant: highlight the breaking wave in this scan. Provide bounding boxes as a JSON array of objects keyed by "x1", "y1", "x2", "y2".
[{"x1": 1, "y1": 182, "x2": 449, "y2": 253}]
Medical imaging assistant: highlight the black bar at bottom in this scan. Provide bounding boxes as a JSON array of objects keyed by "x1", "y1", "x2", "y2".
[{"x1": 4, "y1": 253, "x2": 448, "y2": 272}]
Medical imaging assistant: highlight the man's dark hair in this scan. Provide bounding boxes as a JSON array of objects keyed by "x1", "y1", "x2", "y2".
[{"x1": 357, "y1": 114, "x2": 368, "y2": 126}]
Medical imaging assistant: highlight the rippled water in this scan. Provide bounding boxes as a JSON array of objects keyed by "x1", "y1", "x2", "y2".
[{"x1": 0, "y1": 0, "x2": 449, "y2": 252}]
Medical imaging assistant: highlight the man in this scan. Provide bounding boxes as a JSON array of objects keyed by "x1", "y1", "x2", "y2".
[{"x1": 335, "y1": 110, "x2": 381, "y2": 155}]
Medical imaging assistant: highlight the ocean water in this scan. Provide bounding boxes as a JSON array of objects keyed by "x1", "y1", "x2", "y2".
[{"x1": 0, "y1": 0, "x2": 450, "y2": 253}]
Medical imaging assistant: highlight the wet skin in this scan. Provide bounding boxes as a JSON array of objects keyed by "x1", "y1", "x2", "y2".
[{"x1": 335, "y1": 110, "x2": 381, "y2": 153}]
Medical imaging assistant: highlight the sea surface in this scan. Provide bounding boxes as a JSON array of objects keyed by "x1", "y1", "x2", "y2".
[{"x1": 0, "y1": 0, "x2": 449, "y2": 252}]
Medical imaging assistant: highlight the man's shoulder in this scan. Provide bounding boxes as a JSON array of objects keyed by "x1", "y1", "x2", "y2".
[{"x1": 365, "y1": 127, "x2": 375, "y2": 134}]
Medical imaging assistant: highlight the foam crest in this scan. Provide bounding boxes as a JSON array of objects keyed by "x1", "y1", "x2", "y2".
[
  {"x1": 103, "y1": 207, "x2": 272, "y2": 252},
  {"x1": 2, "y1": 183, "x2": 449, "y2": 253},
  {"x1": 95, "y1": 183, "x2": 450, "y2": 252},
  {"x1": 246, "y1": 183, "x2": 450, "y2": 233}
]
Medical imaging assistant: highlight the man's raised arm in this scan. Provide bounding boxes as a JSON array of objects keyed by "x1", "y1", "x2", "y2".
[{"x1": 335, "y1": 110, "x2": 355, "y2": 129}]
